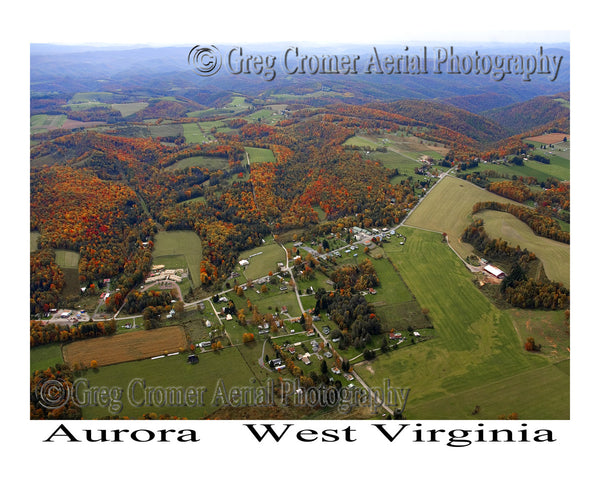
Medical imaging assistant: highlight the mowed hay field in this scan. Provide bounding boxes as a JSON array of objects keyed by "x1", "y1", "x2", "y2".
[
  {"x1": 79, "y1": 345, "x2": 259, "y2": 419},
  {"x1": 245, "y1": 146, "x2": 276, "y2": 164},
  {"x1": 63, "y1": 326, "x2": 187, "y2": 367},
  {"x1": 404, "y1": 175, "x2": 569, "y2": 284},
  {"x1": 354, "y1": 228, "x2": 569, "y2": 419},
  {"x1": 473, "y1": 209, "x2": 570, "y2": 286},
  {"x1": 404, "y1": 176, "x2": 521, "y2": 259}
]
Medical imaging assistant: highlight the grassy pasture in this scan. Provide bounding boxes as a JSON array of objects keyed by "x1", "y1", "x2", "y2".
[
  {"x1": 368, "y1": 150, "x2": 421, "y2": 176},
  {"x1": 51, "y1": 249, "x2": 82, "y2": 296},
  {"x1": 227, "y1": 280, "x2": 302, "y2": 320},
  {"x1": 403, "y1": 175, "x2": 521, "y2": 259},
  {"x1": 152, "y1": 230, "x2": 203, "y2": 287},
  {"x1": 245, "y1": 146, "x2": 276, "y2": 164},
  {"x1": 78, "y1": 345, "x2": 260, "y2": 419},
  {"x1": 148, "y1": 123, "x2": 183, "y2": 138},
  {"x1": 30, "y1": 343, "x2": 64, "y2": 373},
  {"x1": 236, "y1": 238, "x2": 286, "y2": 280},
  {"x1": 183, "y1": 123, "x2": 210, "y2": 143},
  {"x1": 54, "y1": 249, "x2": 80, "y2": 269},
  {"x1": 30, "y1": 114, "x2": 66, "y2": 131},
  {"x1": 63, "y1": 326, "x2": 188, "y2": 367},
  {"x1": 397, "y1": 362, "x2": 569, "y2": 419},
  {"x1": 69, "y1": 92, "x2": 121, "y2": 104},
  {"x1": 110, "y1": 102, "x2": 148, "y2": 117},
  {"x1": 343, "y1": 135, "x2": 380, "y2": 148},
  {"x1": 227, "y1": 95, "x2": 252, "y2": 109},
  {"x1": 473, "y1": 209, "x2": 570, "y2": 286},
  {"x1": 354, "y1": 227, "x2": 566, "y2": 419},
  {"x1": 509, "y1": 308, "x2": 570, "y2": 363},
  {"x1": 30, "y1": 231, "x2": 41, "y2": 252},
  {"x1": 244, "y1": 109, "x2": 279, "y2": 124},
  {"x1": 482, "y1": 156, "x2": 570, "y2": 182},
  {"x1": 403, "y1": 173, "x2": 569, "y2": 284},
  {"x1": 165, "y1": 155, "x2": 229, "y2": 171},
  {"x1": 177, "y1": 196, "x2": 206, "y2": 205},
  {"x1": 66, "y1": 102, "x2": 108, "y2": 111}
]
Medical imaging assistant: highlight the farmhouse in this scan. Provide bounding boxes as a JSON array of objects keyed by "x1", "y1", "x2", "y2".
[
  {"x1": 269, "y1": 358, "x2": 283, "y2": 368},
  {"x1": 484, "y1": 264, "x2": 506, "y2": 279}
]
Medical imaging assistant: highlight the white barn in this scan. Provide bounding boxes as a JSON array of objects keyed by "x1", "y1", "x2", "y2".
[{"x1": 484, "y1": 264, "x2": 506, "y2": 279}]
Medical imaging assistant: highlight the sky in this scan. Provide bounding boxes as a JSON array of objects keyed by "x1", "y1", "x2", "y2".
[{"x1": 23, "y1": 1, "x2": 572, "y2": 46}]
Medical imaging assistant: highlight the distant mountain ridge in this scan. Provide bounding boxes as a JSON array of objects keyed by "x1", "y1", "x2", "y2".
[
  {"x1": 31, "y1": 43, "x2": 570, "y2": 107},
  {"x1": 479, "y1": 92, "x2": 570, "y2": 135}
]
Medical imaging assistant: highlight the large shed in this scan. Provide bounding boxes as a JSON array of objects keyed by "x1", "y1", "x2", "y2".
[{"x1": 484, "y1": 264, "x2": 506, "y2": 279}]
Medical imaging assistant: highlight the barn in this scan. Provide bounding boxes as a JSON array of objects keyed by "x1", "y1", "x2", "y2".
[{"x1": 484, "y1": 264, "x2": 506, "y2": 279}]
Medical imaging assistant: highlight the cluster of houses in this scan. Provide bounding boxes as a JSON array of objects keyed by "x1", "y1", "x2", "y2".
[{"x1": 349, "y1": 226, "x2": 396, "y2": 244}]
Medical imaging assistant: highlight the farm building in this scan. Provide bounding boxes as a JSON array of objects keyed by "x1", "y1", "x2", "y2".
[
  {"x1": 484, "y1": 264, "x2": 506, "y2": 279},
  {"x1": 239, "y1": 259, "x2": 249, "y2": 266}
]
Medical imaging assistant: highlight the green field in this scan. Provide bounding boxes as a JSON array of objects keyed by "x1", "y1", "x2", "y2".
[
  {"x1": 229, "y1": 285, "x2": 302, "y2": 320},
  {"x1": 165, "y1": 155, "x2": 229, "y2": 171},
  {"x1": 368, "y1": 150, "x2": 422, "y2": 175},
  {"x1": 482, "y1": 157, "x2": 570, "y2": 182},
  {"x1": 183, "y1": 123, "x2": 210, "y2": 143},
  {"x1": 473, "y1": 209, "x2": 570, "y2": 286},
  {"x1": 54, "y1": 249, "x2": 80, "y2": 269},
  {"x1": 78, "y1": 346, "x2": 262, "y2": 419},
  {"x1": 148, "y1": 123, "x2": 183, "y2": 138},
  {"x1": 343, "y1": 135, "x2": 380, "y2": 148},
  {"x1": 30, "y1": 114, "x2": 66, "y2": 131},
  {"x1": 404, "y1": 175, "x2": 569, "y2": 285},
  {"x1": 69, "y1": 92, "x2": 121, "y2": 104},
  {"x1": 110, "y1": 102, "x2": 148, "y2": 117},
  {"x1": 30, "y1": 231, "x2": 41, "y2": 252},
  {"x1": 509, "y1": 308, "x2": 570, "y2": 363},
  {"x1": 152, "y1": 230, "x2": 203, "y2": 287},
  {"x1": 353, "y1": 227, "x2": 568, "y2": 419},
  {"x1": 244, "y1": 109, "x2": 280, "y2": 124},
  {"x1": 404, "y1": 175, "x2": 521, "y2": 258},
  {"x1": 30, "y1": 344, "x2": 64, "y2": 373},
  {"x1": 52, "y1": 249, "x2": 81, "y2": 296},
  {"x1": 235, "y1": 237, "x2": 286, "y2": 280},
  {"x1": 245, "y1": 147, "x2": 276, "y2": 164},
  {"x1": 227, "y1": 95, "x2": 252, "y2": 109}
]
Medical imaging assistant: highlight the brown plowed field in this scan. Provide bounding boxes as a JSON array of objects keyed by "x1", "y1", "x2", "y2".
[
  {"x1": 63, "y1": 326, "x2": 187, "y2": 367},
  {"x1": 525, "y1": 133, "x2": 569, "y2": 144}
]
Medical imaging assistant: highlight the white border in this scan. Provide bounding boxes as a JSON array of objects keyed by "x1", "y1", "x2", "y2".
[{"x1": 6, "y1": 0, "x2": 596, "y2": 476}]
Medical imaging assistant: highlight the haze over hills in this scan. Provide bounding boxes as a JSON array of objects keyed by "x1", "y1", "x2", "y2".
[
  {"x1": 31, "y1": 43, "x2": 570, "y2": 108},
  {"x1": 479, "y1": 92, "x2": 570, "y2": 135}
]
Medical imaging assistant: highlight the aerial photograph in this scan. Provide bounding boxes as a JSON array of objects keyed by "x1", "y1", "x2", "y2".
[
  {"x1": 29, "y1": 38, "x2": 572, "y2": 424},
  {"x1": 16, "y1": 0, "x2": 599, "y2": 476}
]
